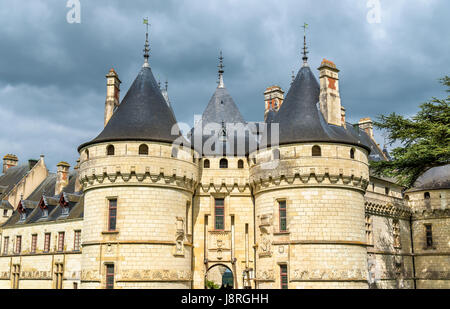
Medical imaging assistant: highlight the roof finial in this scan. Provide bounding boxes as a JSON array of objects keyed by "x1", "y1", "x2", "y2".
[
  {"x1": 291, "y1": 70, "x2": 296, "y2": 85},
  {"x1": 165, "y1": 79, "x2": 168, "y2": 91},
  {"x1": 218, "y1": 51, "x2": 225, "y2": 88},
  {"x1": 143, "y1": 17, "x2": 150, "y2": 68},
  {"x1": 302, "y1": 23, "x2": 309, "y2": 67}
]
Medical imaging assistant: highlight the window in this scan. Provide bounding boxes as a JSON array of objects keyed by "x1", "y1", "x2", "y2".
[
  {"x1": 108, "y1": 199, "x2": 117, "y2": 231},
  {"x1": 106, "y1": 264, "x2": 115, "y2": 289},
  {"x1": 62, "y1": 206, "x2": 69, "y2": 216},
  {"x1": 31, "y1": 235, "x2": 37, "y2": 254},
  {"x1": 220, "y1": 159, "x2": 228, "y2": 169},
  {"x1": 74, "y1": 230, "x2": 81, "y2": 252},
  {"x1": 58, "y1": 232, "x2": 65, "y2": 252},
  {"x1": 19, "y1": 212, "x2": 26, "y2": 222},
  {"x1": 365, "y1": 215, "x2": 373, "y2": 246},
  {"x1": 280, "y1": 265, "x2": 288, "y2": 289},
  {"x1": 425, "y1": 224, "x2": 433, "y2": 249},
  {"x1": 3, "y1": 209, "x2": 7, "y2": 217},
  {"x1": 44, "y1": 233, "x2": 51, "y2": 253},
  {"x1": 350, "y1": 148, "x2": 355, "y2": 159},
  {"x1": 85, "y1": 150, "x2": 89, "y2": 160},
  {"x1": 424, "y1": 192, "x2": 431, "y2": 210},
  {"x1": 204, "y1": 159, "x2": 210, "y2": 169},
  {"x1": 107, "y1": 145, "x2": 115, "y2": 156},
  {"x1": 279, "y1": 201, "x2": 287, "y2": 232},
  {"x1": 385, "y1": 187, "x2": 390, "y2": 196},
  {"x1": 3, "y1": 237, "x2": 9, "y2": 255},
  {"x1": 55, "y1": 263, "x2": 64, "y2": 289},
  {"x1": 15, "y1": 236, "x2": 22, "y2": 254},
  {"x1": 238, "y1": 160, "x2": 244, "y2": 169},
  {"x1": 12, "y1": 265, "x2": 20, "y2": 289},
  {"x1": 312, "y1": 145, "x2": 321, "y2": 157},
  {"x1": 73, "y1": 282, "x2": 78, "y2": 289},
  {"x1": 393, "y1": 220, "x2": 401, "y2": 248},
  {"x1": 42, "y1": 208, "x2": 48, "y2": 218},
  {"x1": 215, "y1": 199, "x2": 225, "y2": 230},
  {"x1": 139, "y1": 144, "x2": 149, "y2": 155}
]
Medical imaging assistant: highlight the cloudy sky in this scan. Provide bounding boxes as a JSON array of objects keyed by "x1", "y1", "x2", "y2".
[{"x1": 0, "y1": 0, "x2": 448, "y2": 171}]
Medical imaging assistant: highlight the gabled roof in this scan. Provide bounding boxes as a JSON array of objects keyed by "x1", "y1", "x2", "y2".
[
  {"x1": 0, "y1": 165, "x2": 31, "y2": 198},
  {"x1": 78, "y1": 66, "x2": 182, "y2": 151},
  {"x1": 263, "y1": 65, "x2": 370, "y2": 151}
]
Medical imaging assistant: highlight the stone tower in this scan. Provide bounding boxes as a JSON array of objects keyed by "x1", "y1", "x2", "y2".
[
  {"x1": 190, "y1": 52, "x2": 256, "y2": 289},
  {"x1": 77, "y1": 32, "x2": 198, "y2": 289},
  {"x1": 405, "y1": 165, "x2": 450, "y2": 289},
  {"x1": 250, "y1": 44, "x2": 370, "y2": 288}
]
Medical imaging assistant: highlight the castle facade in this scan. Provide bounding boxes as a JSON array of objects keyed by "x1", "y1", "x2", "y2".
[{"x1": 0, "y1": 32, "x2": 448, "y2": 289}]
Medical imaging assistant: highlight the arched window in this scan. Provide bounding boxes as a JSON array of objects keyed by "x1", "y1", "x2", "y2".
[
  {"x1": 204, "y1": 159, "x2": 210, "y2": 168},
  {"x1": 312, "y1": 145, "x2": 321, "y2": 157},
  {"x1": 238, "y1": 160, "x2": 244, "y2": 169},
  {"x1": 350, "y1": 148, "x2": 355, "y2": 159},
  {"x1": 220, "y1": 159, "x2": 228, "y2": 169},
  {"x1": 139, "y1": 144, "x2": 149, "y2": 155},
  {"x1": 107, "y1": 145, "x2": 115, "y2": 156},
  {"x1": 273, "y1": 149, "x2": 280, "y2": 160},
  {"x1": 171, "y1": 147, "x2": 178, "y2": 158},
  {"x1": 424, "y1": 192, "x2": 431, "y2": 209},
  {"x1": 85, "y1": 150, "x2": 89, "y2": 160}
]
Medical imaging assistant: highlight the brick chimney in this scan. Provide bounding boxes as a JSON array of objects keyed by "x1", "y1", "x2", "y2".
[
  {"x1": 318, "y1": 59, "x2": 343, "y2": 126},
  {"x1": 104, "y1": 68, "x2": 121, "y2": 127},
  {"x1": 55, "y1": 162, "x2": 70, "y2": 196},
  {"x1": 264, "y1": 86, "x2": 284, "y2": 121},
  {"x1": 2, "y1": 154, "x2": 18, "y2": 173},
  {"x1": 358, "y1": 118, "x2": 374, "y2": 139}
]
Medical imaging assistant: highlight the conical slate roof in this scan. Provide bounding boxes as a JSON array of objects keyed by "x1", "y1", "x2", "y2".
[
  {"x1": 78, "y1": 66, "x2": 181, "y2": 151},
  {"x1": 190, "y1": 85, "x2": 256, "y2": 156},
  {"x1": 264, "y1": 65, "x2": 369, "y2": 151},
  {"x1": 408, "y1": 164, "x2": 450, "y2": 192}
]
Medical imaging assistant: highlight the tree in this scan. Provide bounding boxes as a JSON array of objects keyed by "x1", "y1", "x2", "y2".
[{"x1": 371, "y1": 76, "x2": 450, "y2": 188}]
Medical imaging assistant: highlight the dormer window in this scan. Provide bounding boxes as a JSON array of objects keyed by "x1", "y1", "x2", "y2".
[
  {"x1": 19, "y1": 212, "x2": 26, "y2": 222},
  {"x1": 42, "y1": 209, "x2": 48, "y2": 218}
]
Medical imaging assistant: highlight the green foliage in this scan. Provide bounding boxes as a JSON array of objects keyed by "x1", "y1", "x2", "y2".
[
  {"x1": 205, "y1": 279, "x2": 220, "y2": 289},
  {"x1": 371, "y1": 76, "x2": 450, "y2": 188}
]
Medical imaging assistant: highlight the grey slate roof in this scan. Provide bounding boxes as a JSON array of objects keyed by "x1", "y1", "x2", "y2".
[
  {"x1": 408, "y1": 164, "x2": 450, "y2": 192},
  {"x1": 190, "y1": 86, "x2": 257, "y2": 156},
  {"x1": 0, "y1": 165, "x2": 31, "y2": 198},
  {"x1": 2, "y1": 171, "x2": 84, "y2": 228},
  {"x1": 345, "y1": 123, "x2": 386, "y2": 161},
  {"x1": 78, "y1": 66, "x2": 182, "y2": 151},
  {"x1": 263, "y1": 65, "x2": 370, "y2": 151}
]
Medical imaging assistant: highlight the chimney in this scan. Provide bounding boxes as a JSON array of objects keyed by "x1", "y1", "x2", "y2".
[
  {"x1": 358, "y1": 118, "x2": 374, "y2": 139},
  {"x1": 264, "y1": 86, "x2": 284, "y2": 121},
  {"x1": 104, "y1": 68, "x2": 121, "y2": 127},
  {"x1": 55, "y1": 162, "x2": 70, "y2": 196},
  {"x1": 2, "y1": 154, "x2": 18, "y2": 173},
  {"x1": 74, "y1": 158, "x2": 82, "y2": 193},
  {"x1": 318, "y1": 59, "x2": 343, "y2": 126}
]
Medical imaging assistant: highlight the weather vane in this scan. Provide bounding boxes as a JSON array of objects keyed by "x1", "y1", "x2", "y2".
[
  {"x1": 302, "y1": 23, "x2": 309, "y2": 66},
  {"x1": 143, "y1": 17, "x2": 150, "y2": 67}
]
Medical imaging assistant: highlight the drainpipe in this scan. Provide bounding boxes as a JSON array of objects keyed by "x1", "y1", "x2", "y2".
[{"x1": 409, "y1": 215, "x2": 417, "y2": 289}]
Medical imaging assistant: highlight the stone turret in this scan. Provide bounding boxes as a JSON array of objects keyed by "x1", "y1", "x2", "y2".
[
  {"x1": 252, "y1": 44, "x2": 370, "y2": 289},
  {"x1": 78, "y1": 30, "x2": 198, "y2": 289}
]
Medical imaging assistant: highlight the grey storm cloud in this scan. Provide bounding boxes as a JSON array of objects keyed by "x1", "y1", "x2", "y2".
[{"x1": 0, "y1": 0, "x2": 448, "y2": 170}]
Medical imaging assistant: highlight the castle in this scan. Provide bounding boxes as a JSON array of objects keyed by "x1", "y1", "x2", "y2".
[{"x1": 0, "y1": 29, "x2": 448, "y2": 290}]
